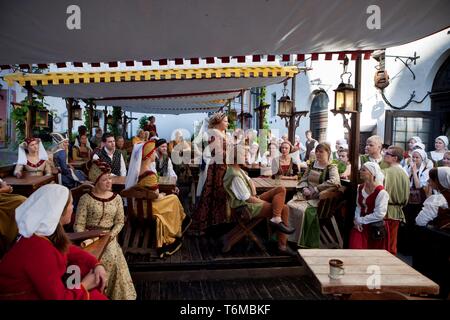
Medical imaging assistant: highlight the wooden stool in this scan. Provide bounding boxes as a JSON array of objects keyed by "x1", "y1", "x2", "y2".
[{"x1": 221, "y1": 205, "x2": 268, "y2": 253}]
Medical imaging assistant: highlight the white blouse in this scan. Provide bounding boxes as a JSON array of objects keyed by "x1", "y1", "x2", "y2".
[
  {"x1": 354, "y1": 187, "x2": 389, "y2": 225},
  {"x1": 415, "y1": 193, "x2": 448, "y2": 226},
  {"x1": 403, "y1": 165, "x2": 429, "y2": 188},
  {"x1": 231, "y1": 170, "x2": 254, "y2": 201},
  {"x1": 429, "y1": 151, "x2": 445, "y2": 162}
]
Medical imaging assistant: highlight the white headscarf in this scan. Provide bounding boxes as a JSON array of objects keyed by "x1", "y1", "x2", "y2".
[
  {"x1": 410, "y1": 136, "x2": 422, "y2": 144},
  {"x1": 437, "y1": 167, "x2": 450, "y2": 189},
  {"x1": 15, "y1": 184, "x2": 69, "y2": 238},
  {"x1": 363, "y1": 162, "x2": 384, "y2": 186},
  {"x1": 337, "y1": 138, "x2": 347, "y2": 146},
  {"x1": 17, "y1": 139, "x2": 48, "y2": 165},
  {"x1": 412, "y1": 149, "x2": 427, "y2": 162},
  {"x1": 412, "y1": 142, "x2": 426, "y2": 151},
  {"x1": 436, "y1": 136, "x2": 449, "y2": 149},
  {"x1": 125, "y1": 143, "x2": 144, "y2": 190}
]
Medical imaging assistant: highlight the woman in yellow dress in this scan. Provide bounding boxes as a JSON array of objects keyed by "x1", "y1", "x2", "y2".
[
  {"x1": 125, "y1": 140, "x2": 189, "y2": 258},
  {"x1": 74, "y1": 160, "x2": 136, "y2": 300}
]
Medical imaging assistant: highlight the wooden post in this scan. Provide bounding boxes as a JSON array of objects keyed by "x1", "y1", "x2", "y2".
[
  {"x1": 122, "y1": 112, "x2": 127, "y2": 138},
  {"x1": 88, "y1": 102, "x2": 94, "y2": 137},
  {"x1": 103, "y1": 106, "x2": 108, "y2": 133},
  {"x1": 25, "y1": 87, "x2": 33, "y2": 139},
  {"x1": 349, "y1": 56, "x2": 362, "y2": 186},
  {"x1": 240, "y1": 89, "x2": 244, "y2": 130},
  {"x1": 66, "y1": 98, "x2": 73, "y2": 140},
  {"x1": 288, "y1": 77, "x2": 297, "y2": 144}
]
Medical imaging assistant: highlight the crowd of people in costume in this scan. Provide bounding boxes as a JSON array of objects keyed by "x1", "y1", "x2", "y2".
[{"x1": 0, "y1": 110, "x2": 449, "y2": 300}]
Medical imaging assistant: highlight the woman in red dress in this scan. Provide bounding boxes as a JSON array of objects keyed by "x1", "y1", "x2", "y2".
[
  {"x1": 190, "y1": 112, "x2": 230, "y2": 235},
  {"x1": 349, "y1": 162, "x2": 390, "y2": 250},
  {"x1": 0, "y1": 184, "x2": 108, "y2": 300}
]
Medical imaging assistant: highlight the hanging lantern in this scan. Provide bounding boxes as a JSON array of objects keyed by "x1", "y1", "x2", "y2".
[
  {"x1": 35, "y1": 108, "x2": 49, "y2": 127},
  {"x1": 333, "y1": 82, "x2": 357, "y2": 112},
  {"x1": 277, "y1": 81, "x2": 293, "y2": 117},
  {"x1": 93, "y1": 113, "x2": 100, "y2": 127},
  {"x1": 333, "y1": 55, "x2": 357, "y2": 113},
  {"x1": 72, "y1": 101, "x2": 82, "y2": 120},
  {"x1": 228, "y1": 109, "x2": 237, "y2": 121}
]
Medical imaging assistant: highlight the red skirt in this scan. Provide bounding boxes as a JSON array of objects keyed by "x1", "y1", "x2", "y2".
[{"x1": 349, "y1": 222, "x2": 390, "y2": 250}]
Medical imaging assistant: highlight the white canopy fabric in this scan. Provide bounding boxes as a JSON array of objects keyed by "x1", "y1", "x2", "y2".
[
  {"x1": 1, "y1": 0, "x2": 449, "y2": 66},
  {"x1": 95, "y1": 91, "x2": 240, "y2": 114}
]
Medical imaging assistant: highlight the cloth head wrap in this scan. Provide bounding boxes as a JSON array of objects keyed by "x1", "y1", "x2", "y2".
[
  {"x1": 15, "y1": 184, "x2": 69, "y2": 237},
  {"x1": 363, "y1": 162, "x2": 384, "y2": 186},
  {"x1": 437, "y1": 167, "x2": 450, "y2": 189}
]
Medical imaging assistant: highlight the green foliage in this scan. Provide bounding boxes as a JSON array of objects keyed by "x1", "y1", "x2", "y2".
[
  {"x1": 10, "y1": 93, "x2": 52, "y2": 149},
  {"x1": 108, "y1": 106, "x2": 122, "y2": 137},
  {"x1": 83, "y1": 109, "x2": 90, "y2": 131},
  {"x1": 139, "y1": 115, "x2": 149, "y2": 130}
]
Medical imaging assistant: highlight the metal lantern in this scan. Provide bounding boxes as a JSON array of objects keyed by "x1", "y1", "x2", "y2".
[
  {"x1": 277, "y1": 81, "x2": 293, "y2": 117},
  {"x1": 228, "y1": 109, "x2": 237, "y2": 122},
  {"x1": 72, "y1": 101, "x2": 82, "y2": 120},
  {"x1": 333, "y1": 82, "x2": 357, "y2": 112},
  {"x1": 35, "y1": 108, "x2": 49, "y2": 127},
  {"x1": 93, "y1": 114, "x2": 100, "y2": 127}
]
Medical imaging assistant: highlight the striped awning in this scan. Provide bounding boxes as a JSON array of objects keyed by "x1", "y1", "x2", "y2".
[{"x1": 3, "y1": 66, "x2": 298, "y2": 87}]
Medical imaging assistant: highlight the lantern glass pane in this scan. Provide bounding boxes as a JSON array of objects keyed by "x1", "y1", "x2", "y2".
[
  {"x1": 335, "y1": 91, "x2": 345, "y2": 111},
  {"x1": 345, "y1": 90, "x2": 355, "y2": 111}
]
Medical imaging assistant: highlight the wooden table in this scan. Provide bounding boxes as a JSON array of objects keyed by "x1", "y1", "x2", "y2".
[
  {"x1": 3, "y1": 175, "x2": 56, "y2": 196},
  {"x1": 111, "y1": 175, "x2": 177, "y2": 194},
  {"x1": 251, "y1": 177, "x2": 298, "y2": 193},
  {"x1": 69, "y1": 160, "x2": 89, "y2": 172},
  {"x1": 82, "y1": 234, "x2": 111, "y2": 260},
  {"x1": 299, "y1": 249, "x2": 440, "y2": 297},
  {"x1": 67, "y1": 231, "x2": 110, "y2": 260}
]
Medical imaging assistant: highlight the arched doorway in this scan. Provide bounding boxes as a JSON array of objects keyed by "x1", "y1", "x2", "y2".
[
  {"x1": 309, "y1": 89, "x2": 329, "y2": 142},
  {"x1": 431, "y1": 55, "x2": 450, "y2": 137}
]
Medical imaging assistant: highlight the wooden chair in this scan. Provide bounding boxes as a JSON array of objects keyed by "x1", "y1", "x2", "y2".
[
  {"x1": 67, "y1": 183, "x2": 94, "y2": 232},
  {"x1": 221, "y1": 204, "x2": 269, "y2": 254},
  {"x1": 120, "y1": 185, "x2": 158, "y2": 255},
  {"x1": 317, "y1": 188, "x2": 346, "y2": 249}
]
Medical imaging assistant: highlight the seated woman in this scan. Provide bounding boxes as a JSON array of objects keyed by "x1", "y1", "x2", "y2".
[
  {"x1": 115, "y1": 136, "x2": 129, "y2": 166},
  {"x1": 74, "y1": 161, "x2": 136, "y2": 300},
  {"x1": 287, "y1": 143, "x2": 341, "y2": 248},
  {"x1": 416, "y1": 167, "x2": 450, "y2": 227},
  {"x1": 349, "y1": 162, "x2": 390, "y2": 250},
  {"x1": 51, "y1": 133, "x2": 87, "y2": 189},
  {"x1": 0, "y1": 178, "x2": 26, "y2": 256},
  {"x1": 403, "y1": 149, "x2": 430, "y2": 223},
  {"x1": 72, "y1": 133, "x2": 93, "y2": 161},
  {"x1": 14, "y1": 137, "x2": 52, "y2": 178},
  {"x1": 125, "y1": 141, "x2": 189, "y2": 258},
  {"x1": 443, "y1": 151, "x2": 450, "y2": 167},
  {"x1": 0, "y1": 184, "x2": 108, "y2": 300},
  {"x1": 337, "y1": 148, "x2": 351, "y2": 180},
  {"x1": 271, "y1": 141, "x2": 301, "y2": 180},
  {"x1": 154, "y1": 139, "x2": 178, "y2": 182},
  {"x1": 223, "y1": 150, "x2": 296, "y2": 256},
  {"x1": 246, "y1": 142, "x2": 261, "y2": 166}
]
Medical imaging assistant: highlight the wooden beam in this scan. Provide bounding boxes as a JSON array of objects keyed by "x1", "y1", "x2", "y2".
[
  {"x1": 240, "y1": 89, "x2": 244, "y2": 129},
  {"x1": 66, "y1": 98, "x2": 74, "y2": 139},
  {"x1": 103, "y1": 106, "x2": 108, "y2": 133}
]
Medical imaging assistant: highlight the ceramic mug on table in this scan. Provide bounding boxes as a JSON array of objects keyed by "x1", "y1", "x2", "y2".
[{"x1": 329, "y1": 259, "x2": 345, "y2": 279}]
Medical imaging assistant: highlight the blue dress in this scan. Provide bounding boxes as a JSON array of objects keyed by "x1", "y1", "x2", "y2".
[{"x1": 53, "y1": 149, "x2": 87, "y2": 188}]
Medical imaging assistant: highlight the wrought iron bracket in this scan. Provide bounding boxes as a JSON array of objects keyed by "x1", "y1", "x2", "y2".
[{"x1": 385, "y1": 51, "x2": 420, "y2": 80}]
